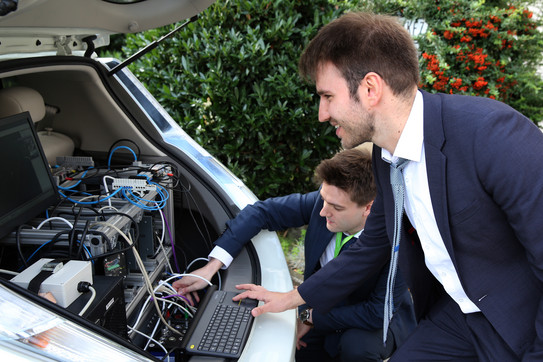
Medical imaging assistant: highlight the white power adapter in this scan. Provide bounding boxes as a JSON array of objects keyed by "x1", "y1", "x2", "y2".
[{"x1": 11, "y1": 258, "x2": 93, "y2": 307}]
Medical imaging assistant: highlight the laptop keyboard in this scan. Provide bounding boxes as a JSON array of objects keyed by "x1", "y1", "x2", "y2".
[{"x1": 198, "y1": 302, "x2": 252, "y2": 355}]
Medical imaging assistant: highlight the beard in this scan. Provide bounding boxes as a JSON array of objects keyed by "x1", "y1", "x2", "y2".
[{"x1": 338, "y1": 110, "x2": 375, "y2": 149}]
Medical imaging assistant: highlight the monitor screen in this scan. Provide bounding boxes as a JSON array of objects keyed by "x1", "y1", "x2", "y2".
[{"x1": 0, "y1": 112, "x2": 59, "y2": 239}]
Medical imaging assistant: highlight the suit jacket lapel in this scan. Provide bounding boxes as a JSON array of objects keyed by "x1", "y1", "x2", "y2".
[
  {"x1": 304, "y1": 195, "x2": 334, "y2": 279},
  {"x1": 421, "y1": 91, "x2": 456, "y2": 262},
  {"x1": 340, "y1": 236, "x2": 358, "y2": 253}
]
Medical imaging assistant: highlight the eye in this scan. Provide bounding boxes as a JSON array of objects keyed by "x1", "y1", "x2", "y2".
[{"x1": 319, "y1": 93, "x2": 331, "y2": 101}]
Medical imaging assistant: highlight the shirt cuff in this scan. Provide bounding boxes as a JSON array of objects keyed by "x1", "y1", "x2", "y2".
[{"x1": 209, "y1": 246, "x2": 234, "y2": 269}]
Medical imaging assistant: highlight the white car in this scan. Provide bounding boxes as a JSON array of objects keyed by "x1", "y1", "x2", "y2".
[{"x1": 0, "y1": 0, "x2": 296, "y2": 361}]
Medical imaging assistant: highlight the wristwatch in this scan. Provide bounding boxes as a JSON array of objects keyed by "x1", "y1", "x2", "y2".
[{"x1": 299, "y1": 308, "x2": 314, "y2": 327}]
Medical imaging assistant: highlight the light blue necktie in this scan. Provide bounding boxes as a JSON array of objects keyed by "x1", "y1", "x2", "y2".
[{"x1": 383, "y1": 157, "x2": 409, "y2": 344}]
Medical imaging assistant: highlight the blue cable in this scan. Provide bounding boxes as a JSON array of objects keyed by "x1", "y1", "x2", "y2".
[
  {"x1": 107, "y1": 146, "x2": 138, "y2": 169},
  {"x1": 82, "y1": 244, "x2": 94, "y2": 265},
  {"x1": 121, "y1": 182, "x2": 169, "y2": 210},
  {"x1": 58, "y1": 189, "x2": 93, "y2": 196},
  {"x1": 26, "y1": 239, "x2": 94, "y2": 265},
  {"x1": 122, "y1": 188, "x2": 156, "y2": 210},
  {"x1": 59, "y1": 188, "x2": 122, "y2": 205},
  {"x1": 25, "y1": 239, "x2": 53, "y2": 264},
  {"x1": 57, "y1": 167, "x2": 93, "y2": 190}
]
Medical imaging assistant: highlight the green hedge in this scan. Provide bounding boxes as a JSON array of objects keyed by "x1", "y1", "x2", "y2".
[{"x1": 120, "y1": 0, "x2": 351, "y2": 199}]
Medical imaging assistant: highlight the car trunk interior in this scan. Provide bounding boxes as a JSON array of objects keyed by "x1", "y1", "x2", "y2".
[{"x1": 0, "y1": 55, "x2": 258, "y2": 356}]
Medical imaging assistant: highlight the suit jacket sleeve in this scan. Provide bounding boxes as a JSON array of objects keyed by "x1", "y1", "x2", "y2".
[
  {"x1": 214, "y1": 191, "x2": 320, "y2": 259},
  {"x1": 311, "y1": 263, "x2": 408, "y2": 332}
]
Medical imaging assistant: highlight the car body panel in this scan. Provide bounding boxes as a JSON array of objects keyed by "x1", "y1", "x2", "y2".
[{"x1": 0, "y1": 0, "x2": 214, "y2": 55}]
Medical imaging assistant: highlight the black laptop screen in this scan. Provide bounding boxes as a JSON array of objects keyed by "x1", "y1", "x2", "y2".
[{"x1": 0, "y1": 112, "x2": 59, "y2": 239}]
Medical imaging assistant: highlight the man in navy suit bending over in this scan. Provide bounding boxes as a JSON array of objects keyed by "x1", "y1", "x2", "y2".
[
  {"x1": 174, "y1": 148, "x2": 416, "y2": 361},
  {"x1": 232, "y1": 12, "x2": 543, "y2": 361}
]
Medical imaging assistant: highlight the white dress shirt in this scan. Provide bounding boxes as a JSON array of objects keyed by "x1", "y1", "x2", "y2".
[
  {"x1": 381, "y1": 91, "x2": 479, "y2": 313},
  {"x1": 209, "y1": 246, "x2": 233, "y2": 269}
]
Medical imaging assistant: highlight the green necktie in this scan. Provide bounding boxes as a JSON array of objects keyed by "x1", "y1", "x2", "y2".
[{"x1": 334, "y1": 232, "x2": 354, "y2": 258}]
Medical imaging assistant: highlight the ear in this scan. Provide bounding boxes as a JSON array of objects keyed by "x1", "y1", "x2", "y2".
[
  {"x1": 361, "y1": 72, "x2": 383, "y2": 108},
  {"x1": 364, "y1": 200, "x2": 374, "y2": 216}
]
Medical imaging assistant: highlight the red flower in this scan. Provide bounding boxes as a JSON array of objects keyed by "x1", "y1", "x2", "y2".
[
  {"x1": 451, "y1": 78, "x2": 463, "y2": 89},
  {"x1": 432, "y1": 80, "x2": 447, "y2": 91},
  {"x1": 473, "y1": 77, "x2": 488, "y2": 90},
  {"x1": 467, "y1": 48, "x2": 487, "y2": 65},
  {"x1": 490, "y1": 15, "x2": 501, "y2": 23},
  {"x1": 465, "y1": 19, "x2": 483, "y2": 28},
  {"x1": 469, "y1": 27, "x2": 488, "y2": 38},
  {"x1": 523, "y1": 10, "x2": 533, "y2": 18},
  {"x1": 485, "y1": 21, "x2": 496, "y2": 31}
]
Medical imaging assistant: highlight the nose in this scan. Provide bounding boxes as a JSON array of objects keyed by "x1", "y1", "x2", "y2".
[
  {"x1": 318, "y1": 98, "x2": 330, "y2": 123},
  {"x1": 320, "y1": 203, "x2": 330, "y2": 217}
]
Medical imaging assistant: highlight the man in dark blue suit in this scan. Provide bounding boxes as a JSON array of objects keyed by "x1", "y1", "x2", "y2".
[
  {"x1": 233, "y1": 12, "x2": 543, "y2": 361},
  {"x1": 174, "y1": 148, "x2": 416, "y2": 361}
]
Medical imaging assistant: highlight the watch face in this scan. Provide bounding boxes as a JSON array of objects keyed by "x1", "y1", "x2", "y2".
[{"x1": 300, "y1": 309, "x2": 313, "y2": 326}]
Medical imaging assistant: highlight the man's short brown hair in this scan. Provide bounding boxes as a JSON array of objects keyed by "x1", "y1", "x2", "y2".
[
  {"x1": 299, "y1": 12, "x2": 419, "y2": 100},
  {"x1": 314, "y1": 147, "x2": 376, "y2": 206}
]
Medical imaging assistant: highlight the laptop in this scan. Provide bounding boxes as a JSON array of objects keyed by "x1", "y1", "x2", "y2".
[{"x1": 180, "y1": 285, "x2": 258, "y2": 359}]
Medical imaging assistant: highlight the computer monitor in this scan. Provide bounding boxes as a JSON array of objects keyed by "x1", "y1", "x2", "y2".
[{"x1": 0, "y1": 111, "x2": 60, "y2": 239}]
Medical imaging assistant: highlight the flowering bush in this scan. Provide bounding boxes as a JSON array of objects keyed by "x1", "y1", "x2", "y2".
[{"x1": 367, "y1": 0, "x2": 543, "y2": 123}]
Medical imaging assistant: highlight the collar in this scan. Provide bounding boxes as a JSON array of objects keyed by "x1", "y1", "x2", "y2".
[
  {"x1": 344, "y1": 230, "x2": 363, "y2": 238},
  {"x1": 381, "y1": 90, "x2": 424, "y2": 164}
]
